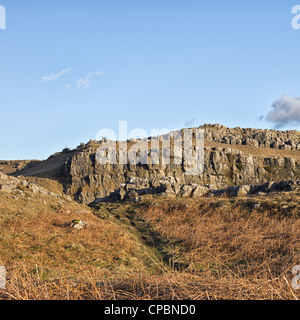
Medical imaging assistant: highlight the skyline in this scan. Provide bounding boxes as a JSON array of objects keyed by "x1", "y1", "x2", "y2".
[{"x1": 1, "y1": 1, "x2": 300, "y2": 159}]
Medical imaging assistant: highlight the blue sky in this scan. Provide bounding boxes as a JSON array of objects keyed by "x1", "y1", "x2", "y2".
[{"x1": 1, "y1": 0, "x2": 300, "y2": 159}]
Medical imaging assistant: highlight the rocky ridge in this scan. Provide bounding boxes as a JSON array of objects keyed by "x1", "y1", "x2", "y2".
[
  {"x1": 61, "y1": 141, "x2": 300, "y2": 203},
  {"x1": 200, "y1": 124, "x2": 300, "y2": 150},
  {"x1": 8, "y1": 124, "x2": 300, "y2": 204}
]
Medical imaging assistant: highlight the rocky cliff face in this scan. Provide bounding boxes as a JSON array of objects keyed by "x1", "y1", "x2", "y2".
[
  {"x1": 200, "y1": 124, "x2": 300, "y2": 150},
  {"x1": 8, "y1": 124, "x2": 300, "y2": 203},
  {"x1": 56, "y1": 125, "x2": 300, "y2": 203}
]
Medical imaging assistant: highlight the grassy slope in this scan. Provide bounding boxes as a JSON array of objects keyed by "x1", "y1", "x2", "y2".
[{"x1": 0, "y1": 188, "x2": 299, "y2": 299}]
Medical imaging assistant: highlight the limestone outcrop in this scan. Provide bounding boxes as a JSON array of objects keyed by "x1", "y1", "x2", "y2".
[
  {"x1": 200, "y1": 124, "x2": 300, "y2": 150},
  {"x1": 10, "y1": 124, "x2": 300, "y2": 203},
  {"x1": 61, "y1": 144, "x2": 300, "y2": 203},
  {"x1": 89, "y1": 177, "x2": 300, "y2": 205},
  {"x1": 0, "y1": 172, "x2": 71, "y2": 201}
]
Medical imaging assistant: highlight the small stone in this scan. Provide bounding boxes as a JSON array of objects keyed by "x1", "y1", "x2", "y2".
[{"x1": 69, "y1": 220, "x2": 87, "y2": 229}]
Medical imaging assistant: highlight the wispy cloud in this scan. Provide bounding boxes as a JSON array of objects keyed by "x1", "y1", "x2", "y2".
[
  {"x1": 266, "y1": 95, "x2": 300, "y2": 128},
  {"x1": 185, "y1": 117, "x2": 197, "y2": 127},
  {"x1": 42, "y1": 68, "x2": 71, "y2": 82},
  {"x1": 76, "y1": 71, "x2": 106, "y2": 90}
]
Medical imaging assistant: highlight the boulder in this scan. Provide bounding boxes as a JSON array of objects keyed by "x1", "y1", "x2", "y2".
[
  {"x1": 192, "y1": 186, "x2": 210, "y2": 198},
  {"x1": 179, "y1": 185, "x2": 194, "y2": 198}
]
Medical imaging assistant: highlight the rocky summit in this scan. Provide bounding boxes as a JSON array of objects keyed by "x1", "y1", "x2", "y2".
[{"x1": 3, "y1": 124, "x2": 300, "y2": 204}]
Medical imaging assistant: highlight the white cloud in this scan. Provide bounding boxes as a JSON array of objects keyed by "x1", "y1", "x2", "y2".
[
  {"x1": 76, "y1": 71, "x2": 106, "y2": 90},
  {"x1": 42, "y1": 68, "x2": 71, "y2": 82},
  {"x1": 266, "y1": 95, "x2": 300, "y2": 127}
]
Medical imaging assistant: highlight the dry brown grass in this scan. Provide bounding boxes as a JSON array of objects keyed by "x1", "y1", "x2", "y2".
[
  {"x1": 0, "y1": 193, "x2": 157, "y2": 300},
  {"x1": 139, "y1": 197, "x2": 300, "y2": 299},
  {"x1": 21, "y1": 176, "x2": 65, "y2": 195},
  {"x1": 2, "y1": 267, "x2": 297, "y2": 300},
  {"x1": 0, "y1": 191, "x2": 299, "y2": 300}
]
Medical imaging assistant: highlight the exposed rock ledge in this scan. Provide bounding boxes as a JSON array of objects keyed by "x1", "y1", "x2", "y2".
[
  {"x1": 0, "y1": 172, "x2": 72, "y2": 201},
  {"x1": 89, "y1": 177, "x2": 300, "y2": 205}
]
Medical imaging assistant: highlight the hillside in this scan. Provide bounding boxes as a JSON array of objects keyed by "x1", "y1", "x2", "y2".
[
  {"x1": 0, "y1": 174, "x2": 299, "y2": 299},
  {"x1": 5, "y1": 124, "x2": 300, "y2": 204},
  {"x1": 0, "y1": 124, "x2": 299, "y2": 300}
]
